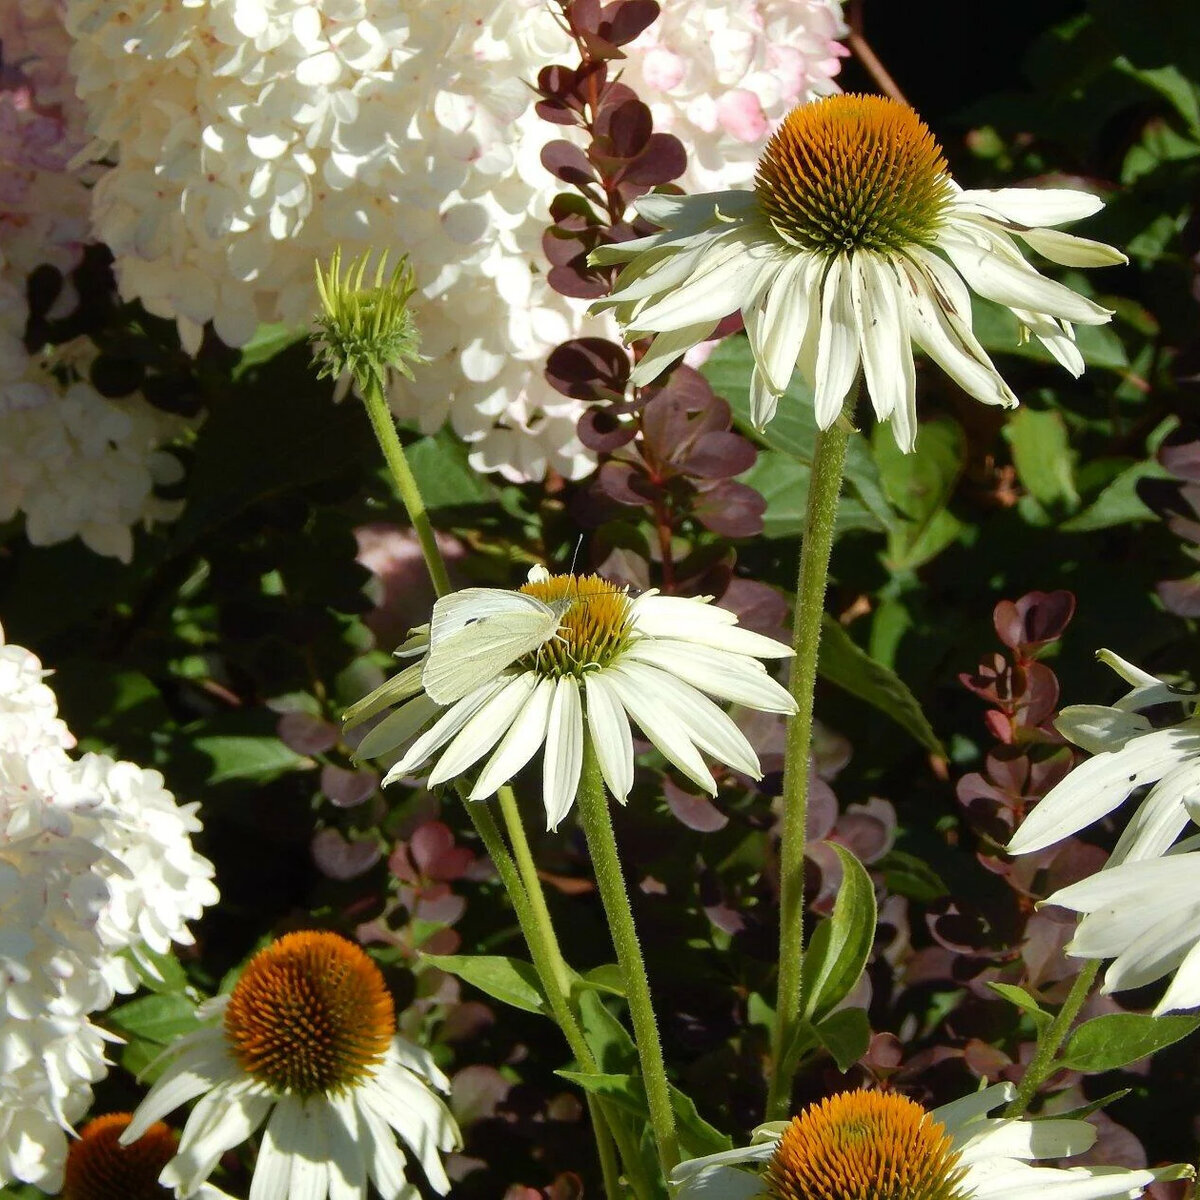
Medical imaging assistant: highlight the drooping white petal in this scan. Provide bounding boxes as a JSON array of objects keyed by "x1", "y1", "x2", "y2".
[
  {"x1": 356, "y1": 694, "x2": 442, "y2": 761},
  {"x1": 584, "y1": 671, "x2": 636, "y2": 801},
  {"x1": 1097, "y1": 904, "x2": 1200, "y2": 994},
  {"x1": 899, "y1": 251, "x2": 1019, "y2": 410},
  {"x1": 365, "y1": 1062, "x2": 458, "y2": 1191},
  {"x1": 955, "y1": 1116, "x2": 1095, "y2": 1164},
  {"x1": 938, "y1": 224, "x2": 1114, "y2": 325},
  {"x1": 747, "y1": 251, "x2": 820, "y2": 393},
  {"x1": 613, "y1": 224, "x2": 750, "y2": 304},
  {"x1": 543, "y1": 677, "x2": 584, "y2": 829},
  {"x1": 286, "y1": 1102, "x2": 331, "y2": 1200},
  {"x1": 470, "y1": 676, "x2": 556, "y2": 800},
  {"x1": 326, "y1": 1094, "x2": 368, "y2": 1200},
  {"x1": 1154, "y1": 936, "x2": 1200, "y2": 1014},
  {"x1": 813, "y1": 254, "x2": 860, "y2": 427},
  {"x1": 1007, "y1": 724, "x2": 1200, "y2": 854},
  {"x1": 1055, "y1": 704, "x2": 1153, "y2": 755},
  {"x1": 1109, "y1": 759, "x2": 1200, "y2": 864},
  {"x1": 933, "y1": 1082, "x2": 1015, "y2": 1137},
  {"x1": 1010, "y1": 307, "x2": 1086, "y2": 377},
  {"x1": 427, "y1": 674, "x2": 538, "y2": 786},
  {"x1": 167, "y1": 1080, "x2": 273, "y2": 1194},
  {"x1": 965, "y1": 1160, "x2": 1154, "y2": 1200},
  {"x1": 749, "y1": 366, "x2": 783, "y2": 429},
  {"x1": 954, "y1": 187, "x2": 1106, "y2": 227},
  {"x1": 630, "y1": 320, "x2": 720, "y2": 388},
  {"x1": 851, "y1": 251, "x2": 918, "y2": 449},
  {"x1": 382, "y1": 677, "x2": 511, "y2": 785},
  {"x1": 357, "y1": 1094, "x2": 413, "y2": 1200},
  {"x1": 1050, "y1": 854, "x2": 1200, "y2": 913},
  {"x1": 604, "y1": 663, "x2": 717, "y2": 794},
  {"x1": 387, "y1": 1038, "x2": 450, "y2": 1093},
  {"x1": 1017, "y1": 226, "x2": 1127, "y2": 268},
  {"x1": 122, "y1": 1040, "x2": 237, "y2": 1142},
  {"x1": 634, "y1": 189, "x2": 758, "y2": 231},
  {"x1": 630, "y1": 595, "x2": 793, "y2": 658},
  {"x1": 624, "y1": 640, "x2": 795, "y2": 713},
  {"x1": 647, "y1": 671, "x2": 763, "y2": 778},
  {"x1": 249, "y1": 1097, "x2": 300, "y2": 1200}
]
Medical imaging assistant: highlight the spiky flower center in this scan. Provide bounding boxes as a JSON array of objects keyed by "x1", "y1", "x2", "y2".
[
  {"x1": 519, "y1": 573, "x2": 634, "y2": 677},
  {"x1": 755, "y1": 94, "x2": 953, "y2": 255},
  {"x1": 62, "y1": 1113, "x2": 176, "y2": 1200},
  {"x1": 766, "y1": 1091, "x2": 968, "y2": 1200},
  {"x1": 224, "y1": 930, "x2": 395, "y2": 1097}
]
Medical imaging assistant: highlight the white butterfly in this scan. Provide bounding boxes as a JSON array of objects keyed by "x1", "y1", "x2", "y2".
[{"x1": 422, "y1": 589, "x2": 572, "y2": 705}]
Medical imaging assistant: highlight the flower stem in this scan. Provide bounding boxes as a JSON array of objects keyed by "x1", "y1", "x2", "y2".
[
  {"x1": 575, "y1": 734, "x2": 680, "y2": 1175},
  {"x1": 765, "y1": 413, "x2": 852, "y2": 1122},
  {"x1": 1004, "y1": 958, "x2": 1102, "y2": 1118},
  {"x1": 460, "y1": 786, "x2": 649, "y2": 1198},
  {"x1": 360, "y1": 373, "x2": 452, "y2": 599}
]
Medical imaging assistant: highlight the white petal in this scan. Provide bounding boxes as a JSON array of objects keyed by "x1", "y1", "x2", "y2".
[
  {"x1": 1155, "y1": 936, "x2": 1200, "y2": 1013},
  {"x1": 167, "y1": 1083, "x2": 273, "y2": 1194},
  {"x1": 634, "y1": 189, "x2": 757, "y2": 229},
  {"x1": 932, "y1": 1082, "x2": 1013, "y2": 1135},
  {"x1": 542, "y1": 677, "x2": 584, "y2": 829},
  {"x1": 382, "y1": 677, "x2": 512, "y2": 784},
  {"x1": 1055, "y1": 704, "x2": 1153, "y2": 755},
  {"x1": 357, "y1": 694, "x2": 442, "y2": 761},
  {"x1": 747, "y1": 251, "x2": 819, "y2": 392},
  {"x1": 629, "y1": 321, "x2": 719, "y2": 387},
  {"x1": 357, "y1": 1093, "x2": 412, "y2": 1198},
  {"x1": 1099, "y1": 905, "x2": 1200, "y2": 994},
  {"x1": 427, "y1": 674, "x2": 538, "y2": 786},
  {"x1": 1007, "y1": 725, "x2": 1200, "y2": 854},
  {"x1": 956, "y1": 1116, "x2": 1095, "y2": 1163},
  {"x1": 1109, "y1": 759, "x2": 1200, "y2": 864},
  {"x1": 387, "y1": 1038, "x2": 450, "y2": 1093},
  {"x1": 285, "y1": 1102, "x2": 330, "y2": 1200},
  {"x1": 955, "y1": 187, "x2": 1106, "y2": 227},
  {"x1": 364, "y1": 1067, "x2": 456, "y2": 1192},
  {"x1": 1010, "y1": 307, "x2": 1086, "y2": 377},
  {"x1": 851, "y1": 252, "x2": 917, "y2": 450},
  {"x1": 968, "y1": 1161, "x2": 1153, "y2": 1200},
  {"x1": 604, "y1": 664, "x2": 717, "y2": 794},
  {"x1": 1051, "y1": 854, "x2": 1200, "y2": 912},
  {"x1": 470, "y1": 676, "x2": 556, "y2": 800},
  {"x1": 1018, "y1": 226, "x2": 1127, "y2": 268},
  {"x1": 249, "y1": 1098, "x2": 299, "y2": 1200},
  {"x1": 122, "y1": 1040, "x2": 235, "y2": 1142},
  {"x1": 325, "y1": 1094, "x2": 368, "y2": 1200},
  {"x1": 939, "y1": 225, "x2": 1113, "y2": 325},
  {"x1": 749, "y1": 366, "x2": 783, "y2": 429},
  {"x1": 630, "y1": 595, "x2": 793, "y2": 658},
  {"x1": 813, "y1": 255, "x2": 860, "y2": 427},
  {"x1": 624, "y1": 640, "x2": 795, "y2": 713},
  {"x1": 584, "y1": 672, "x2": 636, "y2": 801},
  {"x1": 676, "y1": 1164, "x2": 768, "y2": 1198}
]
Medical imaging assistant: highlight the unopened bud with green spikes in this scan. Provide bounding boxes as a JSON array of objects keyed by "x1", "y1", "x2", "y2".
[{"x1": 312, "y1": 248, "x2": 425, "y2": 394}]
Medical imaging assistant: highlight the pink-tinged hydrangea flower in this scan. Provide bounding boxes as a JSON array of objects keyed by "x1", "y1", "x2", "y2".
[
  {"x1": 0, "y1": 622, "x2": 219, "y2": 1191},
  {"x1": 65, "y1": 0, "x2": 847, "y2": 482}
]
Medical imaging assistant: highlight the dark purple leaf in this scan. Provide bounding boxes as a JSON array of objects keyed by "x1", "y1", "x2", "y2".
[
  {"x1": 607, "y1": 0, "x2": 659, "y2": 45},
  {"x1": 548, "y1": 264, "x2": 611, "y2": 298},
  {"x1": 683, "y1": 430, "x2": 757, "y2": 479},
  {"x1": 1156, "y1": 423, "x2": 1200, "y2": 481},
  {"x1": 312, "y1": 827, "x2": 382, "y2": 880},
  {"x1": 546, "y1": 337, "x2": 630, "y2": 401},
  {"x1": 718, "y1": 578, "x2": 789, "y2": 641},
  {"x1": 320, "y1": 764, "x2": 378, "y2": 808},
  {"x1": 410, "y1": 820, "x2": 475, "y2": 880},
  {"x1": 276, "y1": 711, "x2": 337, "y2": 754},
  {"x1": 605, "y1": 99, "x2": 652, "y2": 158},
  {"x1": 578, "y1": 407, "x2": 638, "y2": 452},
  {"x1": 597, "y1": 460, "x2": 657, "y2": 506},
  {"x1": 621, "y1": 133, "x2": 687, "y2": 185},
  {"x1": 535, "y1": 98, "x2": 581, "y2": 126},
  {"x1": 1158, "y1": 575, "x2": 1200, "y2": 616},
  {"x1": 541, "y1": 140, "x2": 596, "y2": 187},
  {"x1": 663, "y1": 778, "x2": 728, "y2": 831},
  {"x1": 692, "y1": 480, "x2": 765, "y2": 537},
  {"x1": 992, "y1": 590, "x2": 1075, "y2": 650}
]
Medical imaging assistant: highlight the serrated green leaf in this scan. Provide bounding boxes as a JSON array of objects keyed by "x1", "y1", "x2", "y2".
[
  {"x1": 422, "y1": 954, "x2": 548, "y2": 1015},
  {"x1": 802, "y1": 844, "x2": 877, "y2": 1023},
  {"x1": 1060, "y1": 1012, "x2": 1200, "y2": 1072},
  {"x1": 814, "y1": 1007, "x2": 871, "y2": 1072},
  {"x1": 817, "y1": 617, "x2": 945, "y2": 755}
]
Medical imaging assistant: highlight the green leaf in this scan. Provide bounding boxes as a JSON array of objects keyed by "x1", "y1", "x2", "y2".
[
  {"x1": 801, "y1": 843, "x2": 877, "y2": 1023},
  {"x1": 188, "y1": 710, "x2": 309, "y2": 786},
  {"x1": 669, "y1": 1086, "x2": 732, "y2": 1157},
  {"x1": 406, "y1": 429, "x2": 500, "y2": 510},
  {"x1": 817, "y1": 616, "x2": 945, "y2": 755},
  {"x1": 877, "y1": 849, "x2": 949, "y2": 902},
  {"x1": 814, "y1": 1007, "x2": 871, "y2": 1072},
  {"x1": 422, "y1": 954, "x2": 548, "y2": 1015},
  {"x1": 1051, "y1": 1089, "x2": 1132, "y2": 1122},
  {"x1": 1060, "y1": 1012, "x2": 1200, "y2": 1072},
  {"x1": 873, "y1": 417, "x2": 967, "y2": 571},
  {"x1": 987, "y1": 983, "x2": 1052, "y2": 1031},
  {"x1": 1060, "y1": 460, "x2": 1161, "y2": 532},
  {"x1": 703, "y1": 336, "x2": 893, "y2": 529},
  {"x1": 107, "y1": 992, "x2": 201, "y2": 1080},
  {"x1": 557, "y1": 1070, "x2": 645, "y2": 1115},
  {"x1": 1004, "y1": 408, "x2": 1079, "y2": 512},
  {"x1": 574, "y1": 963, "x2": 626, "y2": 999},
  {"x1": 577, "y1": 990, "x2": 637, "y2": 1073},
  {"x1": 738, "y1": 452, "x2": 882, "y2": 538},
  {"x1": 128, "y1": 947, "x2": 190, "y2": 995}
]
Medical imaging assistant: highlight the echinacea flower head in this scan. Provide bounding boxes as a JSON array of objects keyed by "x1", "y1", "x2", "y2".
[
  {"x1": 122, "y1": 931, "x2": 460, "y2": 1200},
  {"x1": 313, "y1": 250, "x2": 425, "y2": 394},
  {"x1": 593, "y1": 93, "x2": 1127, "y2": 452},
  {"x1": 671, "y1": 1084, "x2": 1186, "y2": 1200},
  {"x1": 346, "y1": 567, "x2": 796, "y2": 828}
]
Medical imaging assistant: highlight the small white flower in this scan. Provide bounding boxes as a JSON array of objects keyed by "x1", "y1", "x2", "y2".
[
  {"x1": 593, "y1": 93, "x2": 1126, "y2": 451},
  {"x1": 671, "y1": 1085, "x2": 1187, "y2": 1200},
  {"x1": 123, "y1": 931, "x2": 460, "y2": 1200},
  {"x1": 347, "y1": 567, "x2": 796, "y2": 828}
]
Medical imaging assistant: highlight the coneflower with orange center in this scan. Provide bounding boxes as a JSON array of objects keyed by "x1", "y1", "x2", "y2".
[
  {"x1": 62, "y1": 1115, "x2": 178, "y2": 1200},
  {"x1": 591, "y1": 92, "x2": 1126, "y2": 452},
  {"x1": 670, "y1": 1084, "x2": 1190, "y2": 1200},
  {"x1": 345, "y1": 564, "x2": 797, "y2": 828},
  {"x1": 121, "y1": 931, "x2": 460, "y2": 1200}
]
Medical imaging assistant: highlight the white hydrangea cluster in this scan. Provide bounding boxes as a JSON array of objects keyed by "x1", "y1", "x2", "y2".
[
  {"x1": 0, "y1": 622, "x2": 219, "y2": 1192},
  {"x1": 1, "y1": 1, "x2": 187, "y2": 562},
  {"x1": 64, "y1": 0, "x2": 847, "y2": 482}
]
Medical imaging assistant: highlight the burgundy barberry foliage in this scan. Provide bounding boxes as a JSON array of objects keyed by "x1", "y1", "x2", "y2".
[
  {"x1": 536, "y1": 0, "x2": 770, "y2": 602},
  {"x1": 1137, "y1": 423, "x2": 1200, "y2": 616}
]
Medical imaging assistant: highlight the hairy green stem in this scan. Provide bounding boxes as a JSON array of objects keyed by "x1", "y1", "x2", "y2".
[
  {"x1": 360, "y1": 374, "x2": 453, "y2": 599},
  {"x1": 575, "y1": 736, "x2": 679, "y2": 1175},
  {"x1": 765, "y1": 414, "x2": 852, "y2": 1122},
  {"x1": 1005, "y1": 958, "x2": 1102, "y2": 1118},
  {"x1": 462, "y1": 788, "x2": 647, "y2": 1198}
]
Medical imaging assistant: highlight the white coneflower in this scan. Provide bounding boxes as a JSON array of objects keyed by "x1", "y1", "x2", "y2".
[
  {"x1": 670, "y1": 1085, "x2": 1186, "y2": 1200},
  {"x1": 593, "y1": 93, "x2": 1126, "y2": 451},
  {"x1": 122, "y1": 931, "x2": 460, "y2": 1200},
  {"x1": 347, "y1": 567, "x2": 796, "y2": 828}
]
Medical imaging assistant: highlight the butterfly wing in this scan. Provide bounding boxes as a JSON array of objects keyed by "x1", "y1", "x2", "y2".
[{"x1": 424, "y1": 591, "x2": 562, "y2": 705}]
